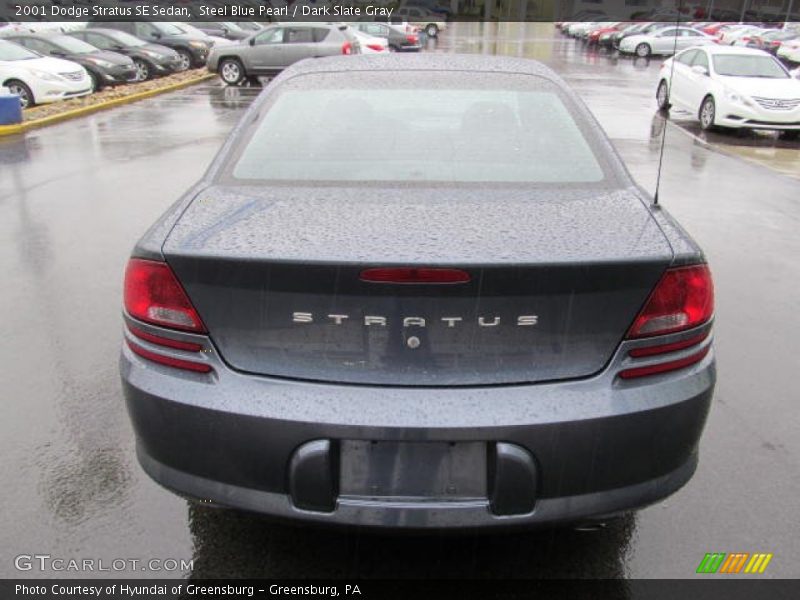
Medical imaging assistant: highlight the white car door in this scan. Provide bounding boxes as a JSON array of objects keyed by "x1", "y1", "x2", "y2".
[
  {"x1": 684, "y1": 49, "x2": 712, "y2": 111},
  {"x1": 652, "y1": 28, "x2": 680, "y2": 54},
  {"x1": 669, "y1": 49, "x2": 700, "y2": 109}
]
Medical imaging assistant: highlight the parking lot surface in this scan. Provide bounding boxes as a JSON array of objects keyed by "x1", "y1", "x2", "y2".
[{"x1": 1, "y1": 24, "x2": 798, "y2": 579}]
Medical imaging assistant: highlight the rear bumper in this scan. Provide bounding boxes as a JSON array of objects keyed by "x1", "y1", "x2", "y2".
[{"x1": 120, "y1": 320, "x2": 715, "y2": 529}]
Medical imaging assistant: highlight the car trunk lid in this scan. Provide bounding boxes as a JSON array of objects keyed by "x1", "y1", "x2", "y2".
[{"x1": 162, "y1": 185, "x2": 673, "y2": 386}]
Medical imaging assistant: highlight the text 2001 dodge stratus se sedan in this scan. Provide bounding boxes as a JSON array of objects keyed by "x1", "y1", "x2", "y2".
[{"x1": 120, "y1": 55, "x2": 715, "y2": 529}]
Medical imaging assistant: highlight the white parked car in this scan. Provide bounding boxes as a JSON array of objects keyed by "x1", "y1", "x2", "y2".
[
  {"x1": 619, "y1": 26, "x2": 717, "y2": 58},
  {"x1": 656, "y1": 45, "x2": 800, "y2": 137},
  {"x1": 0, "y1": 39, "x2": 91, "y2": 108},
  {"x1": 393, "y1": 7, "x2": 446, "y2": 38}
]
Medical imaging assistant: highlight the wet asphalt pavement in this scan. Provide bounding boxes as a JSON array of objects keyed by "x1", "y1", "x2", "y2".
[{"x1": 1, "y1": 24, "x2": 799, "y2": 580}]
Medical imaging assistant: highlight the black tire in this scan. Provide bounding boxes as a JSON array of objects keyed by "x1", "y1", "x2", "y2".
[
  {"x1": 656, "y1": 79, "x2": 671, "y2": 111},
  {"x1": 88, "y1": 70, "x2": 101, "y2": 92},
  {"x1": 5, "y1": 79, "x2": 34, "y2": 109},
  {"x1": 133, "y1": 59, "x2": 151, "y2": 82},
  {"x1": 699, "y1": 95, "x2": 716, "y2": 131},
  {"x1": 635, "y1": 42, "x2": 651, "y2": 58},
  {"x1": 425, "y1": 24, "x2": 439, "y2": 37},
  {"x1": 218, "y1": 58, "x2": 245, "y2": 86},
  {"x1": 780, "y1": 130, "x2": 799, "y2": 141},
  {"x1": 176, "y1": 49, "x2": 192, "y2": 72}
]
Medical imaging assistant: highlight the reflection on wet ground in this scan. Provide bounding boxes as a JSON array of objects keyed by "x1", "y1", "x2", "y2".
[{"x1": 188, "y1": 504, "x2": 636, "y2": 579}]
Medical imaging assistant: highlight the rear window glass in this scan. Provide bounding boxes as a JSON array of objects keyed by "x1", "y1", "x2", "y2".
[{"x1": 230, "y1": 72, "x2": 607, "y2": 184}]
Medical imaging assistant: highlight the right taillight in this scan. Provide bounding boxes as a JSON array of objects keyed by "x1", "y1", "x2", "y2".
[
  {"x1": 124, "y1": 258, "x2": 206, "y2": 333},
  {"x1": 341, "y1": 41, "x2": 353, "y2": 55},
  {"x1": 627, "y1": 264, "x2": 714, "y2": 339},
  {"x1": 619, "y1": 264, "x2": 714, "y2": 380}
]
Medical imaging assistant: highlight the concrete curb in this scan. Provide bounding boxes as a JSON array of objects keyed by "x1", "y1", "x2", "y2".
[{"x1": 0, "y1": 73, "x2": 217, "y2": 137}]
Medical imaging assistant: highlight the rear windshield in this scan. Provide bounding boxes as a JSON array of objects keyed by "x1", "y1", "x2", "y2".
[{"x1": 230, "y1": 72, "x2": 609, "y2": 184}]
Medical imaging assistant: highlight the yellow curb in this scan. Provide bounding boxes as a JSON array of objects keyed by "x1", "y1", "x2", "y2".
[{"x1": 0, "y1": 73, "x2": 217, "y2": 137}]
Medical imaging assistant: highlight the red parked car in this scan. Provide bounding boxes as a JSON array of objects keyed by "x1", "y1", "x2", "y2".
[{"x1": 587, "y1": 22, "x2": 630, "y2": 46}]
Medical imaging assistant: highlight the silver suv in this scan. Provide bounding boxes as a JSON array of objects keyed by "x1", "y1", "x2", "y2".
[{"x1": 207, "y1": 23, "x2": 360, "y2": 85}]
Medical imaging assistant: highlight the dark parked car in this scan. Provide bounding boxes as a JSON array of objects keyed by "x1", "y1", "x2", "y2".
[
  {"x1": 355, "y1": 22, "x2": 422, "y2": 52},
  {"x1": 69, "y1": 28, "x2": 181, "y2": 82},
  {"x1": 5, "y1": 32, "x2": 136, "y2": 90},
  {"x1": 192, "y1": 21, "x2": 252, "y2": 42},
  {"x1": 120, "y1": 55, "x2": 716, "y2": 530},
  {"x1": 207, "y1": 23, "x2": 360, "y2": 85},
  {"x1": 87, "y1": 21, "x2": 211, "y2": 71}
]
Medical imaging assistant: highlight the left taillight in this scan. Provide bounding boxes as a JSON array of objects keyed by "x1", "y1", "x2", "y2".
[
  {"x1": 341, "y1": 41, "x2": 353, "y2": 55},
  {"x1": 124, "y1": 258, "x2": 206, "y2": 333}
]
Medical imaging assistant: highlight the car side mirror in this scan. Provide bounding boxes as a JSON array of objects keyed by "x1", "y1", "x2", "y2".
[
  {"x1": 249, "y1": 37, "x2": 256, "y2": 46},
  {"x1": 152, "y1": 32, "x2": 161, "y2": 39},
  {"x1": 691, "y1": 65, "x2": 709, "y2": 76}
]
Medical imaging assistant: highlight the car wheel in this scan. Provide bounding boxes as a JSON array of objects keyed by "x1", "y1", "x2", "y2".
[
  {"x1": 425, "y1": 24, "x2": 438, "y2": 37},
  {"x1": 176, "y1": 49, "x2": 192, "y2": 72},
  {"x1": 88, "y1": 71, "x2": 101, "y2": 92},
  {"x1": 5, "y1": 79, "x2": 33, "y2": 109},
  {"x1": 656, "y1": 80, "x2": 671, "y2": 111},
  {"x1": 219, "y1": 58, "x2": 245, "y2": 86},
  {"x1": 133, "y1": 59, "x2": 151, "y2": 82},
  {"x1": 699, "y1": 96, "x2": 716, "y2": 130},
  {"x1": 635, "y1": 43, "x2": 651, "y2": 58}
]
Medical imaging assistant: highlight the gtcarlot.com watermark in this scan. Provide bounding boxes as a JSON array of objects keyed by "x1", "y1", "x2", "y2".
[{"x1": 14, "y1": 554, "x2": 193, "y2": 573}]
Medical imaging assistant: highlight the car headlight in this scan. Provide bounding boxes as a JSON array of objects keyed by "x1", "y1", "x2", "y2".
[
  {"x1": 88, "y1": 58, "x2": 114, "y2": 68},
  {"x1": 724, "y1": 88, "x2": 754, "y2": 107},
  {"x1": 30, "y1": 69, "x2": 61, "y2": 82},
  {"x1": 188, "y1": 41, "x2": 207, "y2": 49},
  {"x1": 142, "y1": 50, "x2": 162, "y2": 59}
]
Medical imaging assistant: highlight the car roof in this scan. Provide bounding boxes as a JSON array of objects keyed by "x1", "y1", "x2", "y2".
[
  {"x1": 697, "y1": 45, "x2": 775, "y2": 56},
  {"x1": 73, "y1": 28, "x2": 121, "y2": 36},
  {"x1": 278, "y1": 54, "x2": 563, "y2": 83}
]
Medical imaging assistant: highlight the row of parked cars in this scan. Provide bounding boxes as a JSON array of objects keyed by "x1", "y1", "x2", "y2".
[
  {"x1": 557, "y1": 20, "x2": 800, "y2": 139},
  {"x1": 559, "y1": 19, "x2": 800, "y2": 61},
  {"x1": 0, "y1": 20, "x2": 266, "y2": 108},
  {"x1": 0, "y1": 18, "x2": 437, "y2": 108}
]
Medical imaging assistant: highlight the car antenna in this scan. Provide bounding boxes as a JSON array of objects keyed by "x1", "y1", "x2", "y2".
[{"x1": 653, "y1": 1, "x2": 685, "y2": 207}]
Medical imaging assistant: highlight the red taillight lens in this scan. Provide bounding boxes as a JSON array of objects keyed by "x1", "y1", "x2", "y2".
[
  {"x1": 406, "y1": 34, "x2": 418, "y2": 44},
  {"x1": 127, "y1": 324, "x2": 203, "y2": 352},
  {"x1": 360, "y1": 267, "x2": 470, "y2": 284},
  {"x1": 341, "y1": 41, "x2": 352, "y2": 55},
  {"x1": 367, "y1": 43, "x2": 384, "y2": 52},
  {"x1": 628, "y1": 330, "x2": 710, "y2": 358},
  {"x1": 126, "y1": 339, "x2": 211, "y2": 373},
  {"x1": 627, "y1": 265, "x2": 714, "y2": 338},
  {"x1": 124, "y1": 259, "x2": 206, "y2": 333},
  {"x1": 618, "y1": 346, "x2": 710, "y2": 379}
]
